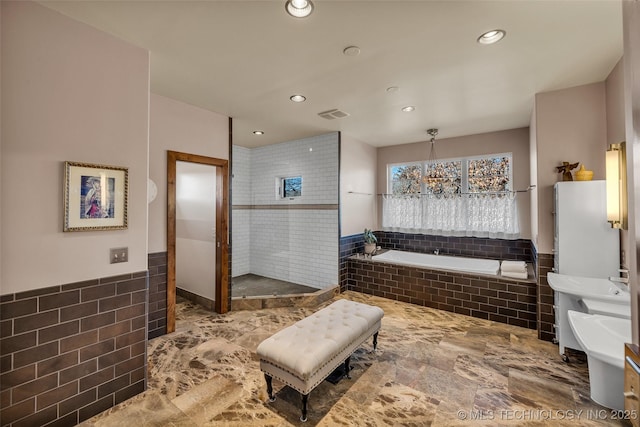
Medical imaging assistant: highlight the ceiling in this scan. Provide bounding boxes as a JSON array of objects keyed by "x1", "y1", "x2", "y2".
[{"x1": 41, "y1": 1, "x2": 623, "y2": 148}]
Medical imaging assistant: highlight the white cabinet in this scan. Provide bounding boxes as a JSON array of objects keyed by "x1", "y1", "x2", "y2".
[{"x1": 552, "y1": 181, "x2": 620, "y2": 358}]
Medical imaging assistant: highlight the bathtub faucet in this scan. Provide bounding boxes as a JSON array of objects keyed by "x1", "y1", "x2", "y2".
[
  {"x1": 609, "y1": 269, "x2": 629, "y2": 286},
  {"x1": 433, "y1": 249, "x2": 440, "y2": 255}
]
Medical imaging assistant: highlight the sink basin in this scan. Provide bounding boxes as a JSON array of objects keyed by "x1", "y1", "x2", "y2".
[
  {"x1": 581, "y1": 298, "x2": 631, "y2": 319},
  {"x1": 547, "y1": 272, "x2": 630, "y2": 304}
]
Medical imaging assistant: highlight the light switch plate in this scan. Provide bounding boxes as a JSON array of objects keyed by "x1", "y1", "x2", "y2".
[{"x1": 110, "y1": 247, "x2": 128, "y2": 264}]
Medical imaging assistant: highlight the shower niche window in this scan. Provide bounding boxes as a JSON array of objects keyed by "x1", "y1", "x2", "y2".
[{"x1": 277, "y1": 175, "x2": 302, "y2": 199}]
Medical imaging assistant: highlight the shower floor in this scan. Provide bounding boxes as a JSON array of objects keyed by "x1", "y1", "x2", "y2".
[{"x1": 231, "y1": 273, "x2": 318, "y2": 297}]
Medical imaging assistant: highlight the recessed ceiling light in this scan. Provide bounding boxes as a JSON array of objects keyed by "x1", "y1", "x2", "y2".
[
  {"x1": 401, "y1": 106, "x2": 415, "y2": 112},
  {"x1": 285, "y1": 0, "x2": 314, "y2": 18},
  {"x1": 290, "y1": 94, "x2": 306, "y2": 102},
  {"x1": 253, "y1": 130, "x2": 264, "y2": 135},
  {"x1": 477, "y1": 29, "x2": 506, "y2": 45},
  {"x1": 343, "y1": 46, "x2": 361, "y2": 57}
]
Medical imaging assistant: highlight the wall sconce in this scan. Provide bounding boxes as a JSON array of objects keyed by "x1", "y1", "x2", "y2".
[{"x1": 605, "y1": 141, "x2": 627, "y2": 229}]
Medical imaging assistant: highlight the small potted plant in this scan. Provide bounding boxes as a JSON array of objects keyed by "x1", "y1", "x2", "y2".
[{"x1": 363, "y1": 228, "x2": 378, "y2": 255}]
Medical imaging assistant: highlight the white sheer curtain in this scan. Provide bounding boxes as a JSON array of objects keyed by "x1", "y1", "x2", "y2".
[{"x1": 382, "y1": 193, "x2": 519, "y2": 239}]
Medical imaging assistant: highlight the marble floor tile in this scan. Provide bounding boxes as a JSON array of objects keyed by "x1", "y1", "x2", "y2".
[{"x1": 81, "y1": 292, "x2": 630, "y2": 426}]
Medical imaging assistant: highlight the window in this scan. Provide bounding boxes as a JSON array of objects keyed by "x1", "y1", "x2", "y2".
[
  {"x1": 389, "y1": 153, "x2": 512, "y2": 195},
  {"x1": 424, "y1": 159, "x2": 462, "y2": 195},
  {"x1": 390, "y1": 163, "x2": 421, "y2": 194},
  {"x1": 467, "y1": 156, "x2": 511, "y2": 193},
  {"x1": 277, "y1": 175, "x2": 302, "y2": 199},
  {"x1": 384, "y1": 153, "x2": 518, "y2": 239}
]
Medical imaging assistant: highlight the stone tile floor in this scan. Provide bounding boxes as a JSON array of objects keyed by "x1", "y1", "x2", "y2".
[{"x1": 80, "y1": 291, "x2": 631, "y2": 426}]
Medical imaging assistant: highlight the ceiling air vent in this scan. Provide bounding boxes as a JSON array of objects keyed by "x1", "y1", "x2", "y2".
[{"x1": 318, "y1": 109, "x2": 350, "y2": 120}]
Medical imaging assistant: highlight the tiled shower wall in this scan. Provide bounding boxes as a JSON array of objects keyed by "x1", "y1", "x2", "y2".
[
  {"x1": 232, "y1": 134, "x2": 339, "y2": 289},
  {"x1": 0, "y1": 273, "x2": 147, "y2": 426},
  {"x1": 231, "y1": 146, "x2": 251, "y2": 277}
]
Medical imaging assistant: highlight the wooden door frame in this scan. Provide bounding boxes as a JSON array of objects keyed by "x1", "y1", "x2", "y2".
[{"x1": 167, "y1": 151, "x2": 229, "y2": 333}]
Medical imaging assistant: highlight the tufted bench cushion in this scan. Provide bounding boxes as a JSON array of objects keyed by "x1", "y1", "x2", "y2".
[{"x1": 257, "y1": 299, "x2": 383, "y2": 421}]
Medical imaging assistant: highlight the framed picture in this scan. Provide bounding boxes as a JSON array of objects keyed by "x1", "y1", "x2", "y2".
[{"x1": 64, "y1": 161, "x2": 128, "y2": 231}]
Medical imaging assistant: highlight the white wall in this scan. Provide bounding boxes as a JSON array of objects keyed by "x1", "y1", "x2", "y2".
[
  {"x1": 529, "y1": 105, "x2": 539, "y2": 250},
  {"x1": 1, "y1": 1, "x2": 149, "y2": 294},
  {"x1": 340, "y1": 134, "x2": 377, "y2": 236},
  {"x1": 606, "y1": 59, "x2": 628, "y2": 268},
  {"x1": 622, "y1": 1, "x2": 640, "y2": 345},
  {"x1": 534, "y1": 83, "x2": 608, "y2": 253},
  {"x1": 148, "y1": 93, "x2": 228, "y2": 253}
]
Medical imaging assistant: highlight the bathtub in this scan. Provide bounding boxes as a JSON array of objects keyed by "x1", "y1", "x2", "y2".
[{"x1": 372, "y1": 250, "x2": 500, "y2": 276}]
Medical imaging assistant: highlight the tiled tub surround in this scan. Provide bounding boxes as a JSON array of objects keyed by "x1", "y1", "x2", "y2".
[
  {"x1": 0, "y1": 273, "x2": 148, "y2": 427},
  {"x1": 375, "y1": 231, "x2": 534, "y2": 262},
  {"x1": 147, "y1": 252, "x2": 167, "y2": 340},
  {"x1": 348, "y1": 257, "x2": 537, "y2": 329},
  {"x1": 339, "y1": 232, "x2": 534, "y2": 291},
  {"x1": 339, "y1": 234, "x2": 364, "y2": 292}
]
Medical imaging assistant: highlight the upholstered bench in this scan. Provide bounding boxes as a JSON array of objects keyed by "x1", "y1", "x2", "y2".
[{"x1": 257, "y1": 299, "x2": 384, "y2": 422}]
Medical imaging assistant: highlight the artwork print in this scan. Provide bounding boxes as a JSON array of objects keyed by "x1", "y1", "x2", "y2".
[
  {"x1": 64, "y1": 162, "x2": 128, "y2": 231},
  {"x1": 81, "y1": 175, "x2": 115, "y2": 219}
]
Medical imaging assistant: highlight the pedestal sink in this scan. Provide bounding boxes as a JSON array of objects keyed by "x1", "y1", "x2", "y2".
[
  {"x1": 547, "y1": 273, "x2": 629, "y2": 303},
  {"x1": 547, "y1": 272, "x2": 630, "y2": 362}
]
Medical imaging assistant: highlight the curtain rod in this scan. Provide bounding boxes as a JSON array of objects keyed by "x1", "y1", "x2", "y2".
[
  {"x1": 348, "y1": 186, "x2": 536, "y2": 197},
  {"x1": 377, "y1": 185, "x2": 536, "y2": 196}
]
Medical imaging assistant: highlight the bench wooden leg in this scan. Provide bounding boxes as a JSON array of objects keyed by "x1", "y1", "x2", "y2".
[
  {"x1": 344, "y1": 356, "x2": 351, "y2": 379},
  {"x1": 301, "y1": 393, "x2": 308, "y2": 422},
  {"x1": 373, "y1": 332, "x2": 378, "y2": 350},
  {"x1": 264, "y1": 374, "x2": 275, "y2": 402}
]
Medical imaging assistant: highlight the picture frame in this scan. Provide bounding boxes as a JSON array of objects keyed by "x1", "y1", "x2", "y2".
[{"x1": 63, "y1": 161, "x2": 128, "y2": 232}]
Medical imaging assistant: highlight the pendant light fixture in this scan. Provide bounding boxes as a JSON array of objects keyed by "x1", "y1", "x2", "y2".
[
  {"x1": 422, "y1": 128, "x2": 439, "y2": 187},
  {"x1": 285, "y1": 0, "x2": 314, "y2": 18}
]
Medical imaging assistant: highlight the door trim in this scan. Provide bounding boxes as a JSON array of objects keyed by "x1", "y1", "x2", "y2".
[{"x1": 167, "y1": 151, "x2": 229, "y2": 333}]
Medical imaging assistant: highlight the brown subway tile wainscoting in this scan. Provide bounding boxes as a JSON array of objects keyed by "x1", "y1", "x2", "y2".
[
  {"x1": 0, "y1": 272, "x2": 148, "y2": 427},
  {"x1": 536, "y1": 253, "x2": 556, "y2": 342},
  {"x1": 148, "y1": 252, "x2": 167, "y2": 340},
  {"x1": 348, "y1": 257, "x2": 537, "y2": 329},
  {"x1": 339, "y1": 234, "x2": 364, "y2": 292}
]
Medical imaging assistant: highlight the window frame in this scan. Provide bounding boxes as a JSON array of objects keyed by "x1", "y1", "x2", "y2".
[
  {"x1": 464, "y1": 152, "x2": 513, "y2": 194},
  {"x1": 276, "y1": 175, "x2": 303, "y2": 200},
  {"x1": 387, "y1": 152, "x2": 513, "y2": 195},
  {"x1": 388, "y1": 161, "x2": 423, "y2": 195}
]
